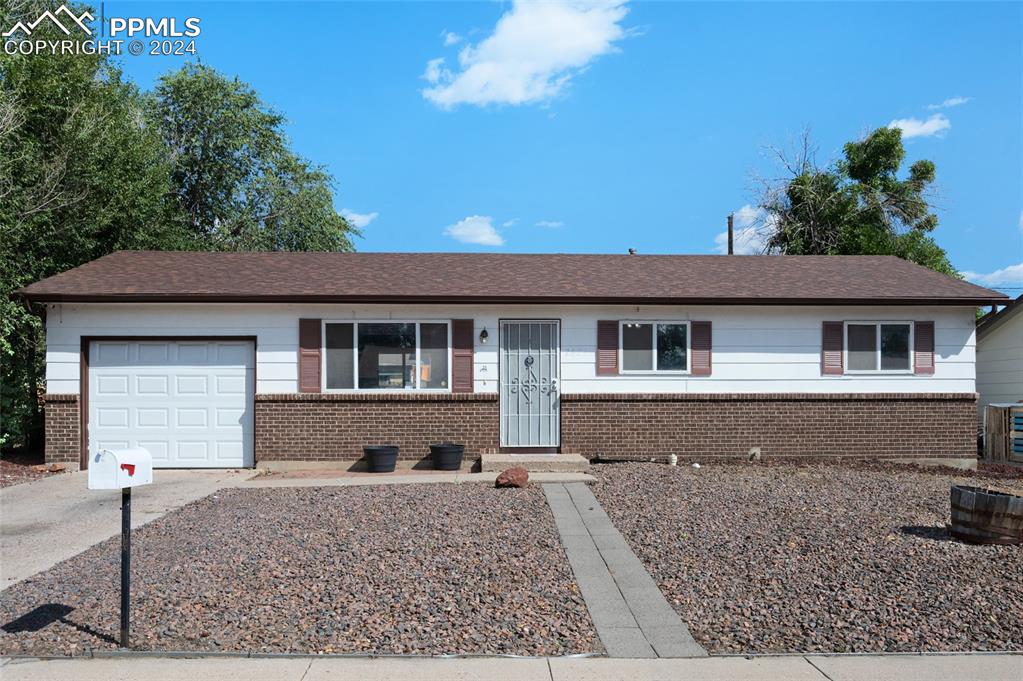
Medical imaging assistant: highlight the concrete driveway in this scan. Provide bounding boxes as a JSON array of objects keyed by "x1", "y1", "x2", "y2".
[{"x1": 1, "y1": 470, "x2": 250, "y2": 589}]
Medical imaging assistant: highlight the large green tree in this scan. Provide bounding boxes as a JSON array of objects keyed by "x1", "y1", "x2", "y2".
[
  {"x1": 1, "y1": 4, "x2": 360, "y2": 451},
  {"x1": 1, "y1": 1, "x2": 188, "y2": 449},
  {"x1": 149, "y1": 64, "x2": 358, "y2": 251},
  {"x1": 759, "y1": 127, "x2": 957, "y2": 276}
]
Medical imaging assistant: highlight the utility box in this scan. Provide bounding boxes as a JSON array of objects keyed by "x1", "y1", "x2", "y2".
[{"x1": 88, "y1": 448, "x2": 153, "y2": 490}]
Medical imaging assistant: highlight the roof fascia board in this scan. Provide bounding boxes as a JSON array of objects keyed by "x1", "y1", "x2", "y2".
[{"x1": 20, "y1": 293, "x2": 1007, "y2": 306}]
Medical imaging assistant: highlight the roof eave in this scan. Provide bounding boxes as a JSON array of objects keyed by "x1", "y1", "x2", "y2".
[
  {"x1": 977, "y1": 295, "x2": 1023, "y2": 339},
  {"x1": 19, "y1": 292, "x2": 1010, "y2": 306}
]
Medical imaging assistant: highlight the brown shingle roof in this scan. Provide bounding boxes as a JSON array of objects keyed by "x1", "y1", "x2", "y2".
[{"x1": 18, "y1": 251, "x2": 1007, "y2": 305}]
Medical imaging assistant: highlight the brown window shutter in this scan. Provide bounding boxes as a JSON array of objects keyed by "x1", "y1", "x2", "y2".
[
  {"x1": 596, "y1": 320, "x2": 619, "y2": 375},
  {"x1": 914, "y1": 321, "x2": 935, "y2": 375},
  {"x1": 821, "y1": 321, "x2": 844, "y2": 375},
  {"x1": 451, "y1": 319, "x2": 474, "y2": 393},
  {"x1": 691, "y1": 321, "x2": 712, "y2": 376},
  {"x1": 298, "y1": 319, "x2": 322, "y2": 393}
]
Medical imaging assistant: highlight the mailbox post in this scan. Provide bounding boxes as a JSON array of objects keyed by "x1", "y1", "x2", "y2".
[
  {"x1": 120, "y1": 486, "x2": 131, "y2": 646},
  {"x1": 88, "y1": 448, "x2": 153, "y2": 648}
]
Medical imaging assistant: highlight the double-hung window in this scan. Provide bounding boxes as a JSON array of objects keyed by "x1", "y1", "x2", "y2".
[
  {"x1": 323, "y1": 321, "x2": 450, "y2": 391},
  {"x1": 620, "y1": 321, "x2": 689, "y2": 373},
  {"x1": 845, "y1": 321, "x2": 913, "y2": 373}
]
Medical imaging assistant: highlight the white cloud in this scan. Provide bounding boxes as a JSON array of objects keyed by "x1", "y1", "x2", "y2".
[
  {"x1": 423, "y1": 57, "x2": 446, "y2": 84},
  {"x1": 888, "y1": 113, "x2": 951, "y2": 139},
  {"x1": 712, "y1": 204, "x2": 775, "y2": 255},
  {"x1": 963, "y1": 263, "x2": 1023, "y2": 287},
  {"x1": 442, "y1": 30, "x2": 462, "y2": 46},
  {"x1": 340, "y1": 209, "x2": 379, "y2": 229},
  {"x1": 502, "y1": 218, "x2": 519, "y2": 227},
  {"x1": 926, "y1": 96, "x2": 971, "y2": 110},
  {"x1": 422, "y1": 0, "x2": 630, "y2": 109},
  {"x1": 443, "y1": 215, "x2": 505, "y2": 246},
  {"x1": 535, "y1": 220, "x2": 564, "y2": 228}
]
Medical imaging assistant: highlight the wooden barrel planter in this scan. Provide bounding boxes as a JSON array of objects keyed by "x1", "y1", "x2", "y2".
[{"x1": 949, "y1": 485, "x2": 1023, "y2": 545}]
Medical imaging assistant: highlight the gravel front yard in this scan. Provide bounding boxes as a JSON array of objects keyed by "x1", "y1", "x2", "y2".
[
  {"x1": 591, "y1": 462, "x2": 1023, "y2": 654},
  {"x1": 0, "y1": 485, "x2": 601, "y2": 656}
]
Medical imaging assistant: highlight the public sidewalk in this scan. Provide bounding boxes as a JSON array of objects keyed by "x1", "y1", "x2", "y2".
[{"x1": 1, "y1": 653, "x2": 1020, "y2": 681}]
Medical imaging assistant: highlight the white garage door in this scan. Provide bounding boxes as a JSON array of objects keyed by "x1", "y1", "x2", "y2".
[{"x1": 89, "y1": 340, "x2": 255, "y2": 468}]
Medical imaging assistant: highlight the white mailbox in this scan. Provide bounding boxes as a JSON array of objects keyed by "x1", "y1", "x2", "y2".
[{"x1": 88, "y1": 448, "x2": 153, "y2": 490}]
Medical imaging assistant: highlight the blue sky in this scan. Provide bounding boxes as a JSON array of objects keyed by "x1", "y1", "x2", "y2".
[{"x1": 109, "y1": 1, "x2": 1022, "y2": 293}]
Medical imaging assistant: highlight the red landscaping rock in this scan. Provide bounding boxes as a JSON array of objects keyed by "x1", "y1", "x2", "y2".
[{"x1": 495, "y1": 467, "x2": 529, "y2": 488}]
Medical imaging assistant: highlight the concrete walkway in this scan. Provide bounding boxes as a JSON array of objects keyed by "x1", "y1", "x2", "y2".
[
  {"x1": 543, "y1": 483, "x2": 706, "y2": 658},
  {"x1": 241, "y1": 471, "x2": 595, "y2": 488},
  {"x1": 0, "y1": 470, "x2": 248, "y2": 589},
  {"x1": 1, "y1": 653, "x2": 1019, "y2": 681}
]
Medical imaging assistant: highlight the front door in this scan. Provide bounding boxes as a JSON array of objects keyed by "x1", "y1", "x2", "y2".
[{"x1": 500, "y1": 320, "x2": 560, "y2": 447}]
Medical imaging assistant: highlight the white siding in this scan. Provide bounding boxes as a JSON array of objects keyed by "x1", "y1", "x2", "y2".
[
  {"x1": 45, "y1": 303, "x2": 977, "y2": 395},
  {"x1": 976, "y1": 312, "x2": 1023, "y2": 422}
]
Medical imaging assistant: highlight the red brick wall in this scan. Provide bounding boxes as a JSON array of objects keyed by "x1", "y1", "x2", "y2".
[
  {"x1": 255, "y1": 392, "x2": 977, "y2": 464},
  {"x1": 43, "y1": 394, "x2": 80, "y2": 465},
  {"x1": 560, "y1": 393, "x2": 978, "y2": 461},
  {"x1": 255, "y1": 393, "x2": 499, "y2": 463}
]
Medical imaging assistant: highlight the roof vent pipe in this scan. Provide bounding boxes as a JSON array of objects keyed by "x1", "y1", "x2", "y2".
[{"x1": 727, "y1": 214, "x2": 734, "y2": 255}]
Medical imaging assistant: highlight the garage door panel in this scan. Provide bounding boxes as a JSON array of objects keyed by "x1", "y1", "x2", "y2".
[
  {"x1": 97, "y1": 408, "x2": 129, "y2": 428},
  {"x1": 215, "y1": 375, "x2": 248, "y2": 395},
  {"x1": 138, "y1": 441, "x2": 170, "y2": 462},
  {"x1": 217, "y1": 343, "x2": 250, "y2": 364},
  {"x1": 216, "y1": 408, "x2": 245, "y2": 427},
  {"x1": 96, "y1": 375, "x2": 129, "y2": 395},
  {"x1": 215, "y1": 441, "x2": 244, "y2": 461},
  {"x1": 137, "y1": 408, "x2": 169, "y2": 428},
  {"x1": 175, "y1": 375, "x2": 208, "y2": 395},
  {"x1": 176, "y1": 441, "x2": 209, "y2": 460},
  {"x1": 89, "y1": 340, "x2": 253, "y2": 468},
  {"x1": 176, "y1": 408, "x2": 208, "y2": 428},
  {"x1": 95, "y1": 342, "x2": 129, "y2": 365},
  {"x1": 138, "y1": 342, "x2": 169, "y2": 363},
  {"x1": 136, "y1": 375, "x2": 169, "y2": 395},
  {"x1": 176, "y1": 343, "x2": 208, "y2": 364}
]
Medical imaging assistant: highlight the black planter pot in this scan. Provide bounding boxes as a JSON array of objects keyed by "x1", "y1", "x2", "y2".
[
  {"x1": 430, "y1": 443, "x2": 465, "y2": 471},
  {"x1": 363, "y1": 445, "x2": 399, "y2": 473}
]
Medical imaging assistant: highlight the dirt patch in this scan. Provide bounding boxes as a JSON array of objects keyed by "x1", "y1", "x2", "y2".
[{"x1": 0, "y1": 450, "x2": 66, "y2": 488}]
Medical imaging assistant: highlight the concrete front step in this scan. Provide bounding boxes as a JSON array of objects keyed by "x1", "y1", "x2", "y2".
[{"x1": 480, "y1": 452, "x2": 590, "y2": 473}]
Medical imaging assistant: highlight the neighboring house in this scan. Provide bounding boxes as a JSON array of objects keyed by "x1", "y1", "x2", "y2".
[
  {"x1": 19, "y1": 251, "x2": 1007, "y2": 471},
  {"x1": 976, "y1": 295, "x2": 1023, "y2": 428}
]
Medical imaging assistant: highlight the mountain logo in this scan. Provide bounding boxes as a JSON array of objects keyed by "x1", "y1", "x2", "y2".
[{"x1": 3, "y1": 4, "x2": 94, "y2": 38}]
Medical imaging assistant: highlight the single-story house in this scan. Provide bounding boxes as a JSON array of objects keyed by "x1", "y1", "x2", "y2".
[
  {"x1": 18, "y1": 251, "x2": 1008, "y2": 471},
  {"x1": 975, "y1": 294, "x2": 1023, "y2": 433}
]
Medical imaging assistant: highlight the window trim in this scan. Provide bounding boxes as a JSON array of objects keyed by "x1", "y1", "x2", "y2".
[
  {"x1": 618, "y1": 320, "x2": 691, "y2": 375},
  {"x1": 842, "y1": 321, "x2": 915, "y2": 375},
  {"x1": 321, "y1": 319, "x2": 453, "y2": 393}
]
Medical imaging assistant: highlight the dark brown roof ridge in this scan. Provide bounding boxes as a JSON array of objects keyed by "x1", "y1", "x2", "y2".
[{"x1": 18, "y1": 250, "x2": 1008, "y2": 306}]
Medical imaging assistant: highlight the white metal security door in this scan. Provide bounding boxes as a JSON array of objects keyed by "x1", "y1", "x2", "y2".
[{"x1": 500, "y1": 321, "x2": 560, "y2": 447}]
